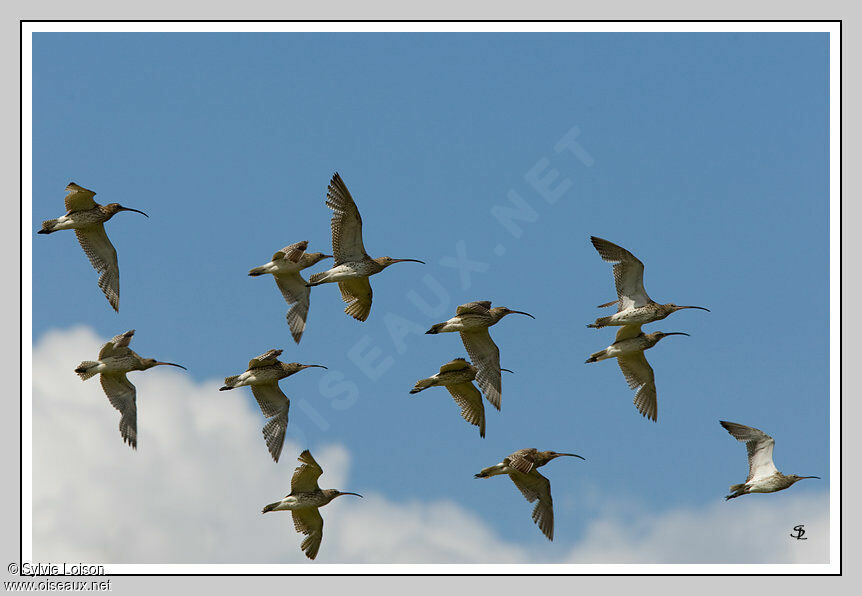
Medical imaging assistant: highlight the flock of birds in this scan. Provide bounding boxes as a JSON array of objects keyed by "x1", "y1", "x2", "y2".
[{"x1": 38, "y1": 175, "x2": 819, "y2": 560}]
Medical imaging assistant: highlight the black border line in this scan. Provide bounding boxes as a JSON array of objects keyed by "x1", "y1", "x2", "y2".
[{"x1": 19, "y1": 19, "x2": 842, "y2": 578}]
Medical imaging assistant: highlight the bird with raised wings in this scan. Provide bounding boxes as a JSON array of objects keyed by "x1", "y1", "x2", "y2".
[
  {"x1": 74, "y1": 330, "x2": 186, "y2": 449},
  {"x1": 219, "y1": 349, "x2": 327, "y2": 463},
  {"x1": 585, "y1": 324, "x2": 689, "y2": 422},
  {"x1": 720, "y1": 421, "x2": 819, "y2": 500},
  {"x1": 425, "y1": 301, "x2": 534, "y2": 410},
  {"x1": 475, "y1": 448, "x2": 584, "y2": 541},
  {"x1": 248, "y1": 240, "x2": 332, "y2": 344},
  {"x1": 37, "y1": 182, "x2": 148, "y2": 312},
  {"x1": 306, "y1": 173, "x2": 424, "y2": 322},
  {"x1": 410, "y1": 358, "x2": 487, "y2": 438},
  {"x1": 588, "y1": 236, "x2": 709, "y2": 329},
  {"x1": 262, "y1": 449, "x2": 362, "y2": 560}
]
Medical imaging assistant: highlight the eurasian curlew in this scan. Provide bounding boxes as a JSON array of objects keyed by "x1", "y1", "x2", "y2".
[
  {"x1": 588, "y1": 236, "x2": 708, "y2": 329},
  {"x1": 74, "y1": 330, "x2": 185, "y2": 449},
  {"x1": 306, "y1": 173, "x2": 424, "y2": 322},
  {"x1": 720, "y1": 421, "x2": 819, "y2": 500},
  {"x1": 262, "y1": 449, "x2": 362, "y2": 560},
  {"x1": 38, "y1": 182, "x2": 148, "y2": 312},
  {"x1": 426, "y1": 301, "x2": 533, "y2": 410},
  {"x1": 410, "y1": 358, "x2": 487, "y2": 438},
  {"x1": 220, "y1": 349, "x2": 327, "y2": 463},
  {"x1": 475, "y1": 448, "x2": 584, "y2": 541},
  {"x1": 585, "y1": 324, "x2": 688, "y2": 421},
  {"x1": 248, "y1": 240, "x2": 332, "y2": 344}
]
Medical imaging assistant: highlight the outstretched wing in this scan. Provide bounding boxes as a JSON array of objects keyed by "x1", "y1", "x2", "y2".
[
  {"x1": 64, "y1": 182, "x2": 97, "y2": 212},
  {"x1": 274, "y1": 273, "x2": 311, "y2": 344},
  {"x1": 338, "y1": 278, "x2": 373, "y2": 322},
  {"x1": 460, "y1": 329, "x2": 501, "y2": 410},
  {"x1": 98, "y1": 330, "x2": 135, "y2": 359},
  {"x1": 272, "y1": 240, "x2": 308, "y2": 264},
  {"x1": 438, "y1": 358, "x2": 474, "y2": 375},
  {"x1": 616, "y1": 352, "x2": 658, "y2": 422},
  {"x1": 251, "y1": 384, "x2": 290, "y2": 463},
  {"x1": 614, "y1": 324, "x2": 643, "y2": 343},
  {"x1": 248, "y1": 349, "x2": 283, "y2": 369},
  {"x1": 506, "y1": 448, "x2": 538, "y2": 474},
  {"x1": 445, "y1": 382, "x2": 486, "y2": 438},
  {"x1": 509, "y1": 470, "x2": 554, "y2": 541},
  {"x1": 75, "y1": 225, "x2": 120, "y2": 312},
  {"x1": 291, "y1": 449, "x2": 324, "y2": 493},
  {"x1": 456, "y1": 301, "x2": 492, "y2": 315},
  {"x1": 99, "y1": 373, "x2": 138, "y2": 449},
  {"x1": 590, "y1": 236, "x2": 651, "y2": 311},
  {"x1": 291, "y1": 508, "x2": 324, "y2": 560},
  {"x1": 326, "y1": 173, "x2": 367, "y2": 263},
  {"x1": 720, "y1": 421, "x2": 778, "y2": 482}
]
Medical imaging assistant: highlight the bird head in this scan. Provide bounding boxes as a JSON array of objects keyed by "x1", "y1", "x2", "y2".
[
  {"x1": 788, "y1": 475, "x2": 820, "y2": 484},
  {"x1": 653, "y1": 331, "x2": 690, "y2": 342},
  {"x1": 141, "y1": 358, "x2": 187, "y2": 371},
  {"x1": 104, "y1": 203, "x2": 149, "y2": 218},
  {"x1": 324, "y1": 489, "x2": 363, "y2": 501},
  {"x1": 302, "y1": 252, "x2": 333, "y2": 266},
  {"x1": 543, "y1": 451, "x2": 586, "y2": 463},
  {"x1": 283, "y1": 363, "x2": 328, "y2": 375},
  {"x1": 489, "y1": 307, "x2": 535, "y2": 321},
  {"x1": 376, "y1": 256, "x2": 426, "y2": 268},
  {"x1": 666, "y1": 303, "x2": 710, "y2": 313}
]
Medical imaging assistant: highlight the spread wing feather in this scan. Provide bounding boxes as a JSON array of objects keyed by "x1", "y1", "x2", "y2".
[{"x1": 75, "y1": 225, "x2": 120, "y2": 312}]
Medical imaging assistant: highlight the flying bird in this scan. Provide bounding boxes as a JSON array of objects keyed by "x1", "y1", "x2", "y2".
[
  {"x1": 720, "y1": 421, "x2": 819, "y2": 500},
  {"x1": 410, "y1": 358, "x2": 487, "y2": 438},
  {"x1": 220, "y1": 349, "x2": 326, "y2": 463},
  {"x1": 262, "y1": 449, "x2": 362, "y2": 560},
  {"x1": 585, "y1": 324, "x2": 689, "y2": 421},
  {"x1": 475, "y1": 448, "x2": 584, "y2": 541},
  {"x1": 74, "y1": 330, "x2": 186, "y2": 449},
  {"x1": 38, "y1": 182, "x2": 148, "y2": 311},
  {"x1": 306, "y1": 173, "x2": 424, "y2": 322},
  {"x1": 426, "y1": 301, "x2": 533, "y2": 410},
  {"x1": 248, "y1": 240, "x2": 332, "y2": 344},
  {"x1": 588, "y1": 236, "x2": 708, "y2": 329}
]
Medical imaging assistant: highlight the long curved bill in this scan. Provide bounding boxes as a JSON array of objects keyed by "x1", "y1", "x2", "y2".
[
  {"x1": 156, "y1": 362, "x2": 187, "y2": 370},
  {"x1": 510, "y1": 310, "x2": 535, "y2": 319},
  {"x1": 119, "y1": 206, "x2": 149, "y2": 217},
  {"x1": 799, "y1": 476, "x2": 820, "y2": 480},
  {"x1": 501, "y1": 368, "x2": 515, "y2": 374},
  {"x1": 392, "y1": 258, "x2": 425, "y2": 264},
  {"x1": 302, "y1": 364, "x2": 328, "y2": 370},
  {"x1": 678, "y1": 305, "x2": 710, "y2": 312},
  {"x1": 341, "y1": 492, "x2": 364, "y2": 498},
  {"x1": 663, "y1": 332, "x2": 690, "y2": 337},
  {"x1": 557, "y1": 453, "x2": 586, "y2": 460},
  {"x1": 322, "y1": 254, "x2": 334, "y2": 259}
]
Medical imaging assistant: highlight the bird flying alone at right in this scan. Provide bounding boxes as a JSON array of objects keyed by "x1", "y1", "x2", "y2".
[
  {"x1": 306, "y1": 173, "x2": 424, "y2": 322},
  {"x1": 425, "y1": 301, "x2": 534, "y2": 411},
  {"x1": 474, "y1": 448, "x2": 584, "y2": 541},
  {"x1": 38, "y1": 182, "x2": 149, "y2": 312},
  {"x1": 585, "y1": 324, "x2": 689, "y2": 422},
  {"x1": 262, "y1": 449, "x2": 362, "y2": 560},
  {"x1": 720, "y1": 421, "x2": 819, "y2": 500},
  {"x1": 248, "y1": 240, "x2": 332, "y2": 344},
  {"x1": 588, "y1": 236, "x2": 709, "y2": 329},
  {"x1": 75, "y1": 330, "x2": 186, "y2": 450},
  {"x1": 220, "y1": 349, "x2": 327, "y2": 463}
]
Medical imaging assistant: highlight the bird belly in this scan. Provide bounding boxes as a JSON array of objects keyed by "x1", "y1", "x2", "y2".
[
  {"x1": 315, "y1": 264, "x2": 363, "y2": 283},
  {"x1": 268, "y1": 260, "x2": 302, "y2": 275},
  {"x1": 610, "y1": 308, "x2": 658, "y2": 326},
  {"x1": 50, "y1": 214, "x2": 87, "y2": 231},
  {"x1": 273, "y1": 496, "x2": 302, "y2": 511}
]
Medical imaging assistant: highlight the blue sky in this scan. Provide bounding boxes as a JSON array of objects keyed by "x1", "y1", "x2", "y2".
[{"x1": 30, "y1": 32, "x2": 829, "y2": 562}]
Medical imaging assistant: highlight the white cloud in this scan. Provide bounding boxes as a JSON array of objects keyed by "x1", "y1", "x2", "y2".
[{"x1": 30, "y1": 326, "x2": 829, "y2": 566}]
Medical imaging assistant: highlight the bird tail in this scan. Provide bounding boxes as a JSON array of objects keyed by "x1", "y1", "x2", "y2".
[
  {"x1": 409, "y1": 378, "x2": 435, "y2": 394},
  {"x1": 220, "y1": 375, "x2": 241, "y2": 391},
  {"x1": 474, "y1": 463, "x2": 505, "y2": 479},
  {"x1": 597, "y1": 300, "x2": 618, "y2": 308},
  {"x1": 74, "y1": 361, "x2": 100, "y2": 380},
  {"x1": 306, "y1": 271, "x2": 328, "y2": 286},
  {"x1": 248, "y1": 266, "x2": 268, "y2": 276},
  {"x1": 425, "y1": 323, "x2": 445, "y2": 335},
  {"x1": 38, "y1": 219, "x2": 58, "y2": 234},
  {"x1": 261, "y1": 502, "x2": 280, "y2": 514},
  {"x1": 725, "y1": 484, "x2": 748, "y2": 500},
  {"x1": 587, "y1": 316, "x2": 613, "y2": 329},
  {"x1": 585, "y1": 349, "x2": 607, "y2": 363}
]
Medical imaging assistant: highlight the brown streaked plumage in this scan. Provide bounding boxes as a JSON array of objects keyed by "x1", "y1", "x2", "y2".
[
  {"x1": 425, "y1": 301, "x2": 534, "y2": 410},
  {"x1": 585, "y1": 324, "x2": 689, "y2": 422},
  {"x1": 474, "y1": 448, "x2": 585, "y2": 541},
  {"x1": 74, "y1": 330, "x2": 186, "y2": 449},
  {"x1": 306, "y1": 173, "x2": 424, "y2": 322},
  {"x1": 261, "y1": 449, "x2": 362, "y2": 560},
  {"x1": 588, "y1": 236, "x2": 709, "y2": 329},
  {"x1": 219, "y1": 349, "x2": 327, "y2": 463},
  {"x1": 720, "y1": 421, "x2": 819, "y2": 500},
  {"x1": 37, "y1": 182, "x2": 148, "y2": 312},
  {"x1": 410, "y1": 357, "x2": 486, "y2": 438},
  {"x1": 248, "y1": 240, "x2": 333, "y2": 344}
]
